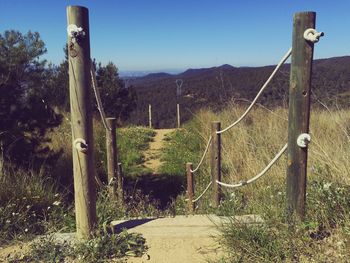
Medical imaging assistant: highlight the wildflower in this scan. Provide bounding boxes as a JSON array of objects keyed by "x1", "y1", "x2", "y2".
[
  {"x1": 47, "y1": 206, "x2": 51, "y2": 210},
  {"x1": 26, "y1": 205, "x2": 31, "y2": 209},
  {"x1": 24, "y1": 228, "x2": 28, "y2": 232},
  {"x1": 323, "y1": 182, "x2": 332, "y2": 190},
  {"x1": 54, "y1": 193, "x2": 59, "y2": 198},
  {"x1": 53, "y1": 201, "x2": 61, "y2": 206}
]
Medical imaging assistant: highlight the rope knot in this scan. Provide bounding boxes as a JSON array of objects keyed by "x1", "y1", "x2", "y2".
[
  {"x1": 67, "y1": 24, "x2": 86, "y2": 44},
  {"x1": 303, "y1": 28, "x2": 324, "y2": 43},
  {"x1": 74, "y1": 138, "x2": 88, "y2": 153},
  {"x1": 297, "y1": 133, "x2": 311, "y2": 148}
]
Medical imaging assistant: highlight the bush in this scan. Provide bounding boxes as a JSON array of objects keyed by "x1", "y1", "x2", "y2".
[{"x1": 0, "y1": 167, "x2": 75, "y2": 244}]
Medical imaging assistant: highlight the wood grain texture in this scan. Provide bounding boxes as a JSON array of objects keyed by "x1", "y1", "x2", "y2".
[
  {"x1": 211, "y1": 122, "x2": 222, "y2": 208},
  {"x1": 186, "y1": 163, "x2": 195, "y2": 213},
  {"x1": 67, "y1": 5, "x2": 97, "y2": 239},
  {"x1": 286, "y1": 12, "x2": 316, "y2": 219}
]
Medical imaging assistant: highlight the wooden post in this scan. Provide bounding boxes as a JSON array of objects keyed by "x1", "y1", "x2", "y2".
[
  {"x1": 67, "y1": 5, "x2": 96, "y2": 239},
  {"x1": 106, "y1": 118, "x2": 118, "y2": 198},
  {"x1": 211, "y1": 121, "x2": 222, "y2": 208},
  {"x1": 117, "y1": 162, "x2": 124, "y2": 204},
  {"x1": 177, "y1": 103, "x2": 180, "y2": 128},
  {"x1": 286, "y1": 12, "x2": 316, "y2": 220},
  {"x1": 186, "y1": 162, "x2": 195, "y2": 213},
  {"x1": 148, "y1": 104, "x2": 152, "y2": 128}
]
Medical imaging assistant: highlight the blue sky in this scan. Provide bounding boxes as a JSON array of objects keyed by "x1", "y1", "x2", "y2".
[{"x1": 0, "y1": 0, "x2": 349, "y2": 72}]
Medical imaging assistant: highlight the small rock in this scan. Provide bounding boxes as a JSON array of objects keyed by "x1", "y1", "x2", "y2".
[{"x1": 142, "y1": 253, "x2": 151, "y2": 261}]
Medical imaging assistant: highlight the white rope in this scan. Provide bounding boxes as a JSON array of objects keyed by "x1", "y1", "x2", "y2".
[
  {"x1": 186, "y1": 181, "x2": 213, "y2": 203},
  {"x1": 90, "y1": 60, "x2": 111, "y2": 131},
  {"x1": 190, "y1": 136, "x2": 213, "y2": 173},
  {"x1": 216, "y1": 48, "x2": 292, "y2": 134},
  {"x1": 216, "y1": 143, "x2": 288, "y2": 188}
]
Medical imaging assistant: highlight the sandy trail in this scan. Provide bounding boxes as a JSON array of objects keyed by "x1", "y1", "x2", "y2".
[{"x1": 143, "y1": 129, "x2": 176, "y2": 173}]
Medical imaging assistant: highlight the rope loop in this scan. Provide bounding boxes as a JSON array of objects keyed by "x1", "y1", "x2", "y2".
[
  {"x1": 190, "y1": 136, "x2": 213, "y2": 173},
  {"x1": 303, "y1": 28, "x2": 324, "y2": 43},
  {"x1": 216, "y1": 143, "x2": 287, "y2": 188},
  {"x1": 186, "y1": 181, "x2": 213, "y2": 203},
  {"x1": 216, "y1": 48, "x2": 292, "y2": 134},
  {"x1": 74, "y1": 138, "x2": 88, "y2": 153},
  {"x1": 90, "y1": 60, "x2": 111, "y2": 131}
]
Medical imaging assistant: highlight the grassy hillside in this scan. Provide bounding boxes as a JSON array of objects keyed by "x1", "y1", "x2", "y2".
[{"x1": 128, "y1": 56, "x2": 350, "y2": 128}]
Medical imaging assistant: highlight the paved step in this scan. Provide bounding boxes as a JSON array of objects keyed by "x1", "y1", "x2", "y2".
[{"x1": 111, "y1": 214, "x2": 262, "y2": 263}]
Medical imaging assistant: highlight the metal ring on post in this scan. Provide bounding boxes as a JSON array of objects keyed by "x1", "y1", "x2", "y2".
[
  {"x1": 303, "y1": 28, "x2": 324, "y2": 43},
  {"x1": 74, "y1": 138, "x2": 88, "y2": 153},
  {"x1": 297, "y1": 133, "x2": 311, "y2": 148}
]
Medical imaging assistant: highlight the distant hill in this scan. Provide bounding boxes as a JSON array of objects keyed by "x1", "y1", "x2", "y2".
[{"x1": 127, "y1": 56, "x2": 350, "y2": 128}]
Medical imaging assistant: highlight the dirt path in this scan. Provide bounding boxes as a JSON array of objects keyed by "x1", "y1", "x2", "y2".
[{"x1": 144, "y1": 129, "x2": 176, "y2": 173}]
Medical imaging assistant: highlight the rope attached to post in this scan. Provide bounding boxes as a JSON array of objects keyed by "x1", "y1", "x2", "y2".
[
  {"x1": 216, "y1": 143, "x2": 288, "y2": 188},
  {"x1": 90, "y1": 60, "x2": 111, "y2": 131},
  {"x1": 190, "y1": 136, "x2": 213, "y2": 173},
  {"x1": 216, "y1": 48, "x2": 292, "y2": 134},
  {"x1": 186, "y1": 181, "x2": 212, "y2": 203}
]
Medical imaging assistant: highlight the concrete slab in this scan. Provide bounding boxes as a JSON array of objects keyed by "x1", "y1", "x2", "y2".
[{"x1": 111, "y1": 214, "x2": 263, "y2": 263}]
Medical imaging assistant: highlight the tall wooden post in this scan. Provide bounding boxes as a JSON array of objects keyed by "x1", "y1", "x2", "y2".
[
  {"x1": 177, "y1": 104, "x2": 180, "y2": 128},
  {"x1": 106, "y1": 118, "x2": 118, "y2": 198},
  {"x1": 286, "y1": 12, "x2": 316, "y2": 220},
  {"x1": 186, "y1": 163, "x2": 195, "y2": 213},
  {"x1": 67, "y1": 5, "x2": 96, "y2": 239},
  {"x1": 148, "y1": 104, "x2": 152, "y2": 128},
  {"x1": 211, "y1": 121, "x2": 222, "y2": 208}
]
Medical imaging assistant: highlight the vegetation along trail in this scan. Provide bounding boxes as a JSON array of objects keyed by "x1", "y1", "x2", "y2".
[{"x1": 143, "y1": 128, "x2": 176, "y2": 174}]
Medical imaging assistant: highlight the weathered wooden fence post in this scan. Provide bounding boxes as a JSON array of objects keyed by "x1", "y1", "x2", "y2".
[
  {"x1": 177, "y1": 104, "x2": 181, "y2": 128},
  {"x1": 211, "y1": 121, "x2": 222, "y2": 208},
  {"x1": 148, "y1": 104, "x2": 152, "y2": 128},
  {"x1": 106, "y1": 118, "x2": 118, "y2": 198},
  {"x1": 286, "y1": 11, "x2": 316, "y2": 220},
  {"x1": 67, "y1": 5, "x2": 96, "y2": 239},
  {"x1": 186, "y1": 162, "x2": 195, "y2": 213}
]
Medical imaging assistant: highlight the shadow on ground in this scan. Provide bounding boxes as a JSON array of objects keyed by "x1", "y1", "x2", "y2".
[
  {"x1": 112, "y1": 218, "x2": 156, "y2": 233},
  {"x1": 124, "y1": 173, "x2": 185, "y2": 209}
]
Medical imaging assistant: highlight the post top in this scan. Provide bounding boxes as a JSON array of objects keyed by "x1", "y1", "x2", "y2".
[
  {"x1": 67, "y1": 6, "x2": 89, "y2": 12},
  {"x1": 294, "y1": 11, "x2": 316, "y2": 16}
]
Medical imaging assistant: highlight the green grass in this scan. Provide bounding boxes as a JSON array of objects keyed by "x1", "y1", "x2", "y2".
[
  {"x1": 159, "y1": 126, "x2": 202, "y2": 176},
  {"x1": 0, "y1": 167, "x2": 75, "y2": 245},
  {"x1": 117, "y1": 126, "x2": 156, "y2": 176},
  {"x1": 93, "y1": 123, "x2": 156, "y2": 180}
]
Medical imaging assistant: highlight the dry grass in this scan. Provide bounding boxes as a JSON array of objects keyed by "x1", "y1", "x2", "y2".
[
  {"x1": 194, "y1": 102, "x2": 349, "y2": 187},
  {"x1": 186, "y1": 102, "x2": 350, "y2": 218},
  {"x1": 185, "y1": 103, "x2": 350, "y2": 261}
]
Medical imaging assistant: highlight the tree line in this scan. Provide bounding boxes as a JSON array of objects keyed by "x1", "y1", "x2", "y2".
[
  {"x1": 128, "y1": 58, "x2": 350, "y2": 128},
  {"x1": 0, "y1": 30, "x2": 136, "y2": 169}
]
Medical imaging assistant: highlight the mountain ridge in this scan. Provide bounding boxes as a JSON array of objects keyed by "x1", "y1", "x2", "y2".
[{"x1": 127, "y1": 56, "x2": 350, "y2": 128}]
